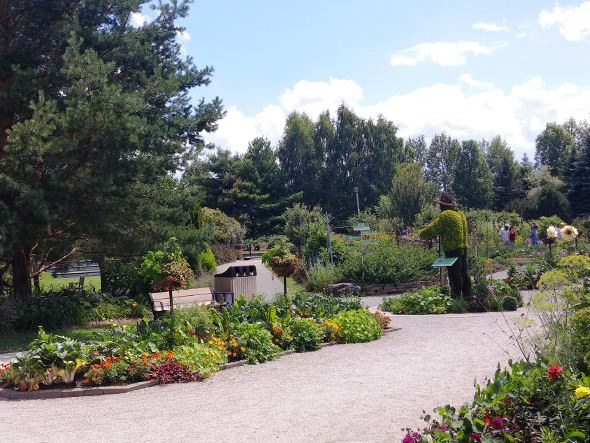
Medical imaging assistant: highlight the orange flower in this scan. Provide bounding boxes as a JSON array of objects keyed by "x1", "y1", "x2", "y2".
[
  {"x1": 146, "y1": 375, "x2": 151, "y2": 380},
  {"x1": 135, "y1": 370, "x2": 138, "y2": 374},
  {"x1": 84, "y1": 379, "x2": 89, "y2": 383},
  {"x1": 99, "y1": 376, "x2": 103, "y2": 380},
  {"x1": 92, "y1": 377, "x2": 96, "y2": 381}
]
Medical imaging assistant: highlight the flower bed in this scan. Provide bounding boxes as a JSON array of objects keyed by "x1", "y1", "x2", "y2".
[{"x1": 0, "y1": 292, "x2": 389, "y2": 396}]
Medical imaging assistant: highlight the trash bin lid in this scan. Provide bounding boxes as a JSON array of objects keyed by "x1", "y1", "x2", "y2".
[{"x1": 214, "y1": 265, "x2": 257, "y2": 278}]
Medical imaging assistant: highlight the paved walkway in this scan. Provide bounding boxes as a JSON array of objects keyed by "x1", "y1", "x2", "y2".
[{"x1": 0, "y1": 267, "x2": 532, "y2": 443}]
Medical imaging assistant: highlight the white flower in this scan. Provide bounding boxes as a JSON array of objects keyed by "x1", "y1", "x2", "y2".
[
  {"x1": 546, "y1": 226, "x2": 558, "y2": 238},
  {"x1": 561, "y1": 225, "x2": 578, "y2": 241}
]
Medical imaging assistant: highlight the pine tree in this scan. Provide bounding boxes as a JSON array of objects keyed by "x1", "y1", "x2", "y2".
[
  {"x1": 568, "y1": 142, "x2": 590, "y2": 216},
  {"x1": 0, "y1": 1, "x2": 224, "y2": 296}
]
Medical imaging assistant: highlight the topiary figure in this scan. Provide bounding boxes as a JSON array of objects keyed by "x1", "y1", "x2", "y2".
[{"x1": 501, "y1": 296, "x2": 519, "y2": 311}]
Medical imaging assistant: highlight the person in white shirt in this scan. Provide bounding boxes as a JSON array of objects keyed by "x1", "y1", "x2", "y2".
[{"x1": 499, "y1": 224, "x2": 510, "y2": 245}]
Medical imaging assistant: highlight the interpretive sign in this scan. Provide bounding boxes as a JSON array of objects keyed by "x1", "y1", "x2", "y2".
[{"x1": 432, "y1": 257, "x2": 458, "y2": 267}]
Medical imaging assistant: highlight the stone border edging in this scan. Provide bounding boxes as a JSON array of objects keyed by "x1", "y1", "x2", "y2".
[
  {"x1": 1, "y1": 326, "x2": 401, "y2": 400},
  {"x1": 0, "y1": 379, "x2": 159, "y2": 400}
]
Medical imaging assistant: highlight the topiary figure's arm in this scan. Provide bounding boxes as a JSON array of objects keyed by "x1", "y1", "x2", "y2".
[{"x1": 419, "y1": 215, "x2": 444, "y2": 241}]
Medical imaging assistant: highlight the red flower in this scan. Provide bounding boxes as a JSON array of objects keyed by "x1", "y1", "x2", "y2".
[{"x1": 546, "y1": 365, "x2": 563, "y2": 381}]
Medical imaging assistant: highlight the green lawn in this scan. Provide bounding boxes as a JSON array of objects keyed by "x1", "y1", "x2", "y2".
[{"x1": 38, "y1": 272, "x2": 101, "y2": 291}]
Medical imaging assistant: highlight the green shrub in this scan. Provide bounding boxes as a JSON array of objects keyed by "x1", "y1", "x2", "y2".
[
  {"x1": 292, "y1": 291, "x2": 363, "y2": 318},
  {"x1": 233, "y1": 322, "x2": 279, "y2": 364},
  {"x1": 289, "y1": 318, "x2": 323, "y2": 352},
  {"x1": 173, "y1": 343, "x2": 227, "y2": 377},
  {"x1": 197, "y1": 244, "x2": 217, "y2": 274},
  {"x1": 14, "y1": 288, "x2": 95, "y2": 331},
  {"x1": 501, "y1": 295, "x2": 519, "y2": 311},
  {"x1": 571, "y1": 308, "x2": 590, "y2": 373},
  {"x1": 379, "y1": 286, "x2": 451, "y2": 314},
  {"x1": 305, "y1": 264, "x2": 341, "y2": 292},
  {"x1": 101, "y1": 260, "x2": 149, "y2": 298},
  {"x1": 331, "y1": 309, "x2": 382, "y2": 343},
  {"x1": 340, "y1": 239, "x2": 438, "y2": 284},
  {"x1": 0, "y1": 297, "x2": 17, "y2": 333}
]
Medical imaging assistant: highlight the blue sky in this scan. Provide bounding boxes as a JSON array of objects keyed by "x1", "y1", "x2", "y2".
[{"x1": 134, "y1": 1, "x2": 590, "y2": 159}]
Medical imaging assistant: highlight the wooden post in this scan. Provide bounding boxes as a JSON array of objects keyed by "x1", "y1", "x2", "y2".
[{"x1": 284, "y1": 276, "x2": 287, "y2": 296}]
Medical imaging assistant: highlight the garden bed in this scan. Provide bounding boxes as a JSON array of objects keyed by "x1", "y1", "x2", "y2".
[{"x1": 0, "y1": 328, "x2": 399, "y2": 400}]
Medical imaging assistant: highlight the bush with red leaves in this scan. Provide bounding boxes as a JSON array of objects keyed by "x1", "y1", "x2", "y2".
[{"x1": 150, "y1": 359, "x2": 204, "y2": 384}]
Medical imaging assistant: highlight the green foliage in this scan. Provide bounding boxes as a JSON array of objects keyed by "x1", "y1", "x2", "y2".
[
  {"x1": 418, "y1": 207, "x2": 468, "y2": 252},
  {"x1": 379, "y1": 286, "x2": 451, "y2": 314},
  {"x1": 340, "y1": 239, "x2": 438, "y2": 284},
  {"x1": 172, "y1": 343, "x2": 227, "y2": 378},
  {"x1": 196, "y1": 245, "x2": 217, "y2": 274},
  {"x1": 101, "y1": 260, "x2": 149, "y2": 299},
  {"x1": 1, "y1": 1, "x2": 223, "y2": 297},
  {"x1": 388, "y1": 162, "x2": 438, "y2": 226},
  {"x1": 170, "y1": 305, "x2": 213, "y2": 341},
  {"x1": 200, "y1": 207, "x2": 246, "y2": 244},
  {"x1": 571, "y1": 308, "x2": 590, "y2": 373},
  {"x1": 305, "y1": 264, "x2": 342, "y2": 292},
  {"x1": 331, "y1": 310, "x2": 382, "y2": 343},
  {"x1": 292, "y1": 292, "x2": 363, "y2": 319},
  {"x1": 452, "y1": 139, "x2": 494, "y2": 209},
  {"x1": 501, "y1": 296, "x2": 519, "y2": 311},
  {"x1": 289, "y1": 318, "x2": 324, "y2": 352},
  {"x1": 537, "y1": 185, "x2": 571, "y2": 220},
  {"x1": 536, "y1": 215, "x2": 564, "y2": 240},
  {"x1": 232, "y1": 322, "x2": 279, "y2": 364}
]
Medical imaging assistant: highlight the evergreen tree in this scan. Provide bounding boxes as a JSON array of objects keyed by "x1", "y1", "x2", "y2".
[
  {"x1": 535, "y1": 122, "x2": 575, "y2": 177},
  {"x1": 568, "y1": 142, "x2": 590, "y2": 216},
  {"x1": 388, "y1": 163, "x2": 437, "y2": 226},
  {"x1": 451, "y1": 140, "x2": 493, "y2": 208},
  {"x1": 0, "y1": 1, "x2": 223, "y2": 296}
]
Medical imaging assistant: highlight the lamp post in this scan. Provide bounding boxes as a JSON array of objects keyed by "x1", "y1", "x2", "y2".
[{"x1": 353, "y1": 187, "x2": 360, "y2": 215}]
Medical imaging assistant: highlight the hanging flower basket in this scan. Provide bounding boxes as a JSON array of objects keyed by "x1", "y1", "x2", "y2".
[{"x1": 272, "y1": 263, "x2": 298, "y2": 278}]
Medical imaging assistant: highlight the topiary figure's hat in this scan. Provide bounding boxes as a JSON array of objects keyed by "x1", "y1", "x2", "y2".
[{"x1": 433, "y1": 191, "x2": 458, "y2": 207}]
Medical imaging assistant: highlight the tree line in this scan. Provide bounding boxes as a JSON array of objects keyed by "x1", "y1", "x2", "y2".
[{"x1": 188, "y1": 106, "x2": 590, "y2": 232}]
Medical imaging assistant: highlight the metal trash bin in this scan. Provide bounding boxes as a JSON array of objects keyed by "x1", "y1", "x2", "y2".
[
  {"x1": 213, "y1": 292, "x2": 234, "y2": 305},
  {"x1": 214, "y1": 265, "x2": 257, "y2": 302}
]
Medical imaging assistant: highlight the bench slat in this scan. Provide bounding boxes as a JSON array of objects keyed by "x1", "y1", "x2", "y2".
[{"x1": 149, "y1": 287, "x2": 214, "y2": 314}]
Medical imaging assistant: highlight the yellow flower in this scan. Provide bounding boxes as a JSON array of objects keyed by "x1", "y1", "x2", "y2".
[
  {"x1": 275, "y1": 339, "x2": 279, "y2": 342},
  {"x1": 227, "y1": 351, "x2": 231, "y2": 355},
  {"x1": 132, "y1": 302, "x2": 137, "y2": 307},
  {"x1": 208, "y1": 341, "x2": 213, "y2": 345},
  {"x1": 240, "y1": 347, "x2": 245, "y2": 351},
  {"x1": 575, "y1": 386, "x2": 590, "y2": 399},
  {"x1": 232, "y1": 353, "x2": 237, "y2": 357}
]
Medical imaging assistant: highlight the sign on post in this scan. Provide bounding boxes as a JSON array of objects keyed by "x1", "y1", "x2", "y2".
[{"x1": 432, "y1": 257, "x2": 458, "y2": 267}]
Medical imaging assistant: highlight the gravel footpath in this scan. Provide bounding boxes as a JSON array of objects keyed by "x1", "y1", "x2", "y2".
[{"x1": 0, "y1": 266, "x2": 528, "y2": 443}]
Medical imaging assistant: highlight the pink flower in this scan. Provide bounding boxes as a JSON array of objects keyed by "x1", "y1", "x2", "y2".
[
  {"x1": 491, "y1": 417, "x2": 503, "y2": 430},
  {"x1": 471, "y1": 433, "x2": 482, "y2": 442}
]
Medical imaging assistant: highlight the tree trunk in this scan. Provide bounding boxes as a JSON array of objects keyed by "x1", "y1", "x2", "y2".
[{"x1": 12, "y1": 250, "x2": 32, "y2": 298}]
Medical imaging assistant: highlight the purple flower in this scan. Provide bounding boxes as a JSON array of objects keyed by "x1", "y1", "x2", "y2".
[
  {"x1": 471, "y1": 433, "x2": 482, "y2": 442},
  {"x1": 487, "y1": 285, "x2": 495, "y2": 292},
  {"x1": 492, "y1": 417, "x2": 503, "y2": 430}
]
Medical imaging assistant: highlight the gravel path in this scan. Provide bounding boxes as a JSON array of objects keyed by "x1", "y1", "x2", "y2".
[{"x1": 0, "y1": 268, "x2": 529, "y2": 443}]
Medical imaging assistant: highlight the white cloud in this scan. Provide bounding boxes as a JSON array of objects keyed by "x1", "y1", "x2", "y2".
[
  {"x1": 391, "y1": 41, "x2": 492, "y2": 66},
  {"x1": 176, "y1": 30, "x2": 191, "y2": 41},
  {"x1": 205, "y1": 77, "x2": 590, "y2": 161},
  {"x1": 539, "y1": 1, "x2": 590, "y2": 40},
  {"x1": 130, "y1": 12, "x2": 150, "y2": 27},
  {"x1": 459, "y1": 73, "x2": 493, "y2": 89},
  {"x1": 356, "y1": 77, "x2": 590, "y2": 159},
  {"x1": 204, "y1": 105, "x2": 285, "y2": 154},
  {"x1": 279, "y1": 77, "x2": 363, "y2": 117},
  {"x1": 473, "y1": 22, "x2": 509, "y2": 32}
]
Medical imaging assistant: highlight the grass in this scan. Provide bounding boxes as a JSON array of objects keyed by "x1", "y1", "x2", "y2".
[
  {"x1": 286, "y1": 275, "x2": 306, "y2": 295},
  {"x1": 0, "y1": 321, "x2": 139, "y2": 354},
  {"x1": 38, "y1": 272, "x2": 101, "y2": 291}
]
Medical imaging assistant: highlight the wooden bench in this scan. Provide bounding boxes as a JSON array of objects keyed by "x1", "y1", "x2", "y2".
[
  {"x1": 148, "y1": 287, "x2": 214, "y2": 318},
  {"x1": 50, "y1": 261, "x2": 101, "y2": 289}
]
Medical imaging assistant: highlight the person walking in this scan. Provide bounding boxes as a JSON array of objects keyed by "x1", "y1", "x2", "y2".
[
  {"x1": 499, "y1": 224, "x2": 510, "y2": 245},
  {"x1": 530, "y1": 223, "x2": 539, "y2": 245},
  {"x1": 509, "y1": 226, "x2": 517, "y2": 246},
  {"x1": 419, "y1": 191, "x2": 471, "y2": 300}
]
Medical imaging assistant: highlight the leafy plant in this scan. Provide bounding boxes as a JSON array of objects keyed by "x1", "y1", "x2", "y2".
[
  {"x1": 292, "y1": 291, "x2": 363, "y2": 318},
  {"x1": 331, "y1": 310, "x2": 382, "y2": 343},
  {"x1": 150, "y1": 358, "x2": 204, "y2": 384},
  {"x1": 289, "y1": 318, "x2": 323, "y2": 352},
  {"x1": 379, "y1": 286, "x2": 451, "y2": 315},
  {"x1": 231, "y1": 322, "x2": 279, "y2": 364}
]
